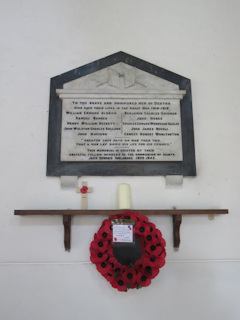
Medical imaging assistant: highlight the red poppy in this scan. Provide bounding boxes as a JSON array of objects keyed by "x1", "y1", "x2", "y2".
[
  {"x1": 153, "y1": 228, "x2": 162, "y2": 240},
  {"x1": 114, "y1": 263, "x2": 127, "y2": 274},
  {"x1": 101, "y1": 219, "x2": 112, "y2": 231},
  {"x1": 110, "y1": 277, "x2": 128, "y2": 292},
  {"x1": 156, "y1": 258, "x2": 165, "y2": 268},
  {"x1": 106, "y1": 248, "x2": 114, "y2": 257},
  {"x1": 96, "y1": 224, "x2": 112, "y2": 240},
  {"x1": 127, "y1": 211, "x2": 148, "y2": 223},
  {"x1": 122, "y1": 268, "x2": 137, "y2": 285},
  {"x1": 135, "y1": 221, "x2": 150, "y2": 237},
  {"x1": 144, "y1": 232, "x2": 155, "y2": 243},
  {"x1": 140, "y1": 260, "x2": 161, "y2": 279},
  {"x1": 107, "y1": 256, "x2": 125, "y2": 273},
  {"x1": 80, "y1": 186, "x2": 88, "y2": 194},
  {"x1": 90, "y1": 239, "x2": 109, "y2": 252},
  {"x1": 122, "y1": 211, "x2": 139, "y2": 221},
  {"x1": 103, "y1": 272, "x2": 114, "y2": 282},
  {"x1": 158, "y1": 249, "x2": 166, "y2": 259},
  {"x1": 135, "y1": 212, "x2": 149, "y2": 223},
  {"x1": 108, "y1": 256, "x2": 118, "y2": 268},
  {"x1": 136, "y1": 272, "x2": 151, "y2": 287},
  {"x1": 96, "y1": 262, "x2": 112, "y2": 275},
  {"x1": 145, "y1": 243, "x2": 163, "y2": 256},
  {"x1": 90, "y1": 250, "x2": 108, "y2": 263},
  {"x1": 147, "y1": 222, "x2": 156, "y2": 232},
  {"x1": 142, "y1": 255, "x2": 165, "y2": 269},
  {"x1": 134, "y1": 259, "x2": 144, "y2": 273},
  {"x1": 101, "y1": 219, "x2": 109, "y2": 227},
  {"x1": 142, "y1": 256, "x2": 160, "y2": 269},
  {"x1": 160, "y1": 238, "x2": 166, "y2": 247}
]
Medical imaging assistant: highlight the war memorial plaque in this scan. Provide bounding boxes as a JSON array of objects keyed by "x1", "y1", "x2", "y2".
[{"x1": 47, "y1": 52, "x2": 196, "y2": 176}]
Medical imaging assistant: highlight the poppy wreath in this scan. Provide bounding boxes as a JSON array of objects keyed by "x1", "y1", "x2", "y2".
[{"x1": 90, "y1": 211, "x2": 166, "y2": 292}]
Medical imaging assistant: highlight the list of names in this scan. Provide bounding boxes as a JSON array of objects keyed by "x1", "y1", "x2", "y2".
[{"x1": 60, "y1": 98, "x2": 183, "y2": 162}]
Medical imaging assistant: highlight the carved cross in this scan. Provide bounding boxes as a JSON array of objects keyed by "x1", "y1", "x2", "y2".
[
  {"x1": 76, "y1": 181, "x2": 93, "y2": 209},
  {"x1": 108, "y1": 65, "x2": 136, "y2": 89}
]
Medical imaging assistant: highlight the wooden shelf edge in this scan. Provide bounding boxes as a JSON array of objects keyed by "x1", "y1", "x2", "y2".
[{"x1": 14, "y1": 209, "x2": 229, "y2": 216}]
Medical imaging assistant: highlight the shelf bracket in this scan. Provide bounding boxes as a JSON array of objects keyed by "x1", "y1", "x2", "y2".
[
  {"x1": 63, "y1": 215, "x2": 72, "y2": 251},
  {"x1": 173, "y1": 214, "x2": 182, "y2": 250}
]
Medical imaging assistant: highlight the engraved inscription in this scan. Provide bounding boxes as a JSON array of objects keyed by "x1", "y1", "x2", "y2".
[{"x1": 61, "y1": 99, "x2": 183, "y2": 162}]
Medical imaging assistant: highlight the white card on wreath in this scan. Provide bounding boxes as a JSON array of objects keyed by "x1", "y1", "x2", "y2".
[{"x1": 112, "y1": 224, "x2": 133, "y2": 243}]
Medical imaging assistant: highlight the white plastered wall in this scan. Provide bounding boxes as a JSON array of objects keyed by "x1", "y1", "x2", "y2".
[{"x1": 0, "y1": 0, "x2": 240, "y2": 319}]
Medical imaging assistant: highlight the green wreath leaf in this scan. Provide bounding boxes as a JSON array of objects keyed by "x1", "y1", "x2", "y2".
[
  {"x1": 114, "y1": 271, "x2": 121, "y2": 279},
  {"x1": 127, "y1": 283, "x2": 132, "y2": 289}
]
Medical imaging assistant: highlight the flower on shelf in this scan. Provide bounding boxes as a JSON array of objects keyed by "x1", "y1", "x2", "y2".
[
  {"x1": 89, "y1": 211, "x2": 166, "y2": 292},
  {"x1": 80, "y1": 186, "x2": 88, "y2": 194}
]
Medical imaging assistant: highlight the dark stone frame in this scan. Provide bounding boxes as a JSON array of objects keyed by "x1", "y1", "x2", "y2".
[{"x1": 47, "y1": 52, "x2": 196, "y2": 176}]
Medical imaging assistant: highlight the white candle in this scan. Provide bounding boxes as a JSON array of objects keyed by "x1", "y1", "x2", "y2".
[{"x1": 118, "y1": 184, "x2": 131, "y2": 209}]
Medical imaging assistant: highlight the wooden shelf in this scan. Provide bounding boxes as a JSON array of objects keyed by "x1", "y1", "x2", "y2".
[
  {"x1": 14, "y1": 209, "x2": 228, "y2": 251},
  {"x1": 14, "y1": 209, "x2": 228, "y2": 216}
]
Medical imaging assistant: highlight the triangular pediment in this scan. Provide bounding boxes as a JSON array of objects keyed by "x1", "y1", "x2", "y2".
[{"x1": 62, "y1": 62, "x2": 179, "y2": 93}]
